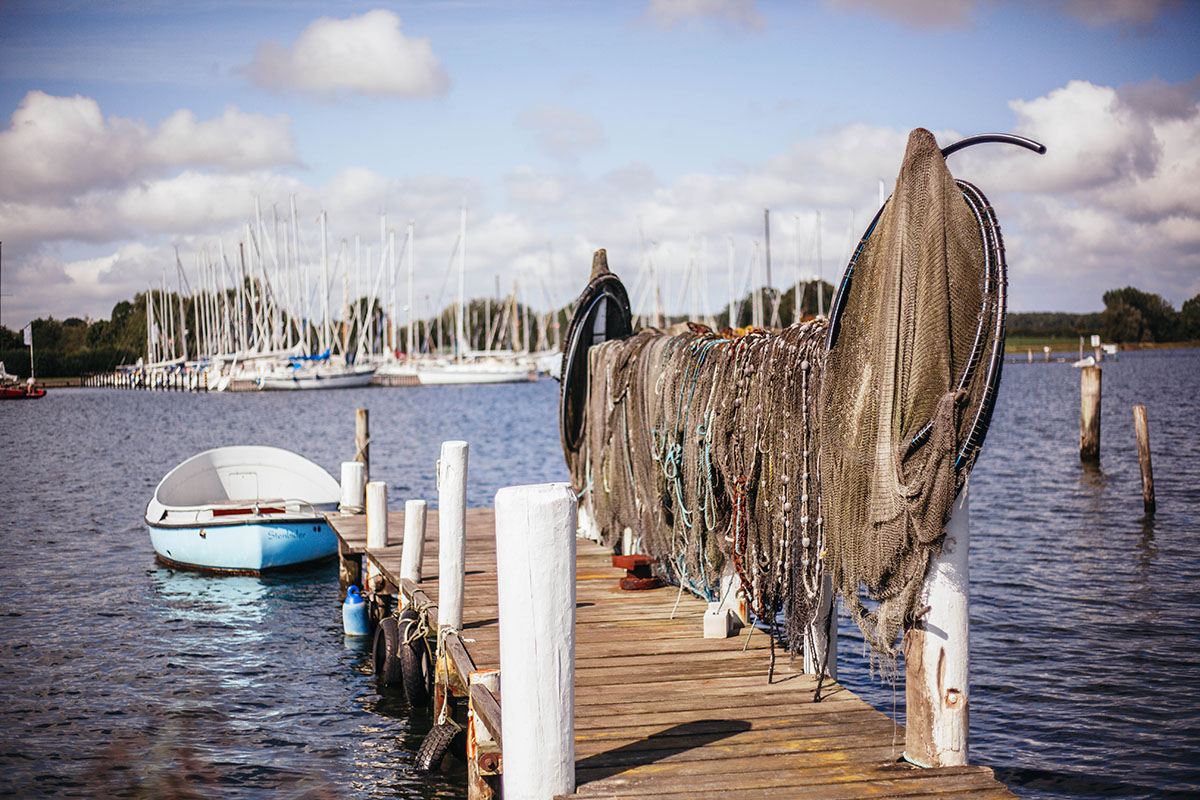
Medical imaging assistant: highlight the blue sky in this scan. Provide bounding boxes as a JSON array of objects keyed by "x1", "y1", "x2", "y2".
[{"x1": 2, "y1": 0, "x2": 1198, "y2": 329}]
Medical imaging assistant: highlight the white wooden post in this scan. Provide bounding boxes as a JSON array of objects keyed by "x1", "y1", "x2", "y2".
[
  {"x1": 905, "y1": 487, "x2": 970, "y2": 767},
  {"x1": 401, "y1": 498, "x2": 428, "y2": 584},
  {"x1": 366, "y1": 481, "x2": 389, "y2": 548},
  {"x1": 339, "y1": 461, "x2": 365, "y2": 514},
  {"x1": 364, "y1": 480, "x2": 388, "y2": 591},
  {"x1": 576, "y1": 498, "x2": 600, "y2": 542},
  {"x1": 437, "y1": 441, "x2": 468, "y2": 631},
  {"x1": 803, "y1": 573, "x2": 838, "y2": 680},
  {"x1": 494, "y1": 483, "x2": 577, "y2": 800}
]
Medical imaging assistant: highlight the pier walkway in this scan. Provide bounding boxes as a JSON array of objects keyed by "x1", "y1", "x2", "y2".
[{"x1": 329, "y1": 508, "x2": 1016, "y2": 799}]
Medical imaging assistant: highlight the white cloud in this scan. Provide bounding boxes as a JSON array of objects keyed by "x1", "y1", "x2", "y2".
[
  {"x1": 0, "y1": 91, "x2": 297, "y2": 203},
  {"x1": 0, "y1": 92, "x2": 145, "y2": 201},
  {"x1": 518, "y1": 105, "x2": 607, "y2": 162},
  {"x1": 646, "y1": 0, "x2": 765, "y2": 32},
  {"x1": 245, "y1": 10, "x2": 449, "y2": 100},
  {"x1": 823, "y1": 0, "x2": 1180, "y2": 29},
  {"x1": 823, "y1": 0, "x2": 973, "y2": 28},
  {"x1": 6, "y1": 78, "x2": 1199, "y2": 330},
  {"x1": 148, "y1": 108, "x2": 297, "y2": 171},
  {"x1": 1061, "y1": 0, "x2": 1180, "y2": 27}
]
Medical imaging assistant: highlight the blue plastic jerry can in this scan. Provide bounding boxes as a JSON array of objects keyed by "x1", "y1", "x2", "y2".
[{"x1": 342, "y1": 586, "x2": 369, "y2": 636}]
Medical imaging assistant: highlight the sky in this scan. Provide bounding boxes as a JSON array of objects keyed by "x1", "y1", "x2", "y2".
[{"x1": 1, "y1": 0, "x2": 1198, "y2": 331}]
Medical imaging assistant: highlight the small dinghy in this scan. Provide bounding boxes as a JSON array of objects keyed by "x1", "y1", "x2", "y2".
[{"x1": 146, "y1": 445, "x2": 340, "y2": 573}]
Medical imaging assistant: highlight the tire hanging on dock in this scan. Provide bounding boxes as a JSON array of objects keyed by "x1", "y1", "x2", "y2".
[
  {"x1": 414, "y1": 722, "x2": 459, "y2": 773},
  {"x1": 398, "y1": 609, "x2": 434, "y2": 707},
  {"x1": 373, "y1": 616, "x2": 404, "y2": 688}
]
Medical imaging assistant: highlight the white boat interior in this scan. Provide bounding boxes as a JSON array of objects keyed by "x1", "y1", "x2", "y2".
[{"x1": 147, "y1": 445, "x2": 341, "y2": 526}]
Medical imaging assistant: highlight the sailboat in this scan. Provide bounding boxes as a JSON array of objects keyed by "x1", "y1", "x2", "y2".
[{"x1": 415, "y1": 206, "x2": 537, "y2": 386}]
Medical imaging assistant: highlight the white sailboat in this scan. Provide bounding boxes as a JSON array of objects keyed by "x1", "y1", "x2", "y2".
[{"x1": 415, "y1": 205, "x2": 537, "y2": 386}]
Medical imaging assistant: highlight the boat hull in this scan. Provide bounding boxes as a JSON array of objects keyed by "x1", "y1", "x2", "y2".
[
  {"x1": 258, "y1": 369, "x2": 375, "y2": 390},
  {"x1": 148, "y1": 516, "x2": 337, "y2": 573},
  {"x1": 1, "y1": 386, "x2": 46, "y2": 399},
  {"x1": 416, "y1": 364, "x2": 537, "y2": 385}
]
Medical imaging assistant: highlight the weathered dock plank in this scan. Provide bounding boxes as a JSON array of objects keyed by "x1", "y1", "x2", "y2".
[{"x1": 328, "y1": 508, "x2": 1016, "y2": 799}]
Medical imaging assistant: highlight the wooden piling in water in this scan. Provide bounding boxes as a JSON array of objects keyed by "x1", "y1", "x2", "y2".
[
  {"x1": 355, "y1": 408, "x2": 370, "y2": 481},
  {"x1": 1080, "y1": 365, "x2": 1101, "y2": 462},
  {"x1": 905, "y1": 489, "x2": 970, "y2": 767},
  {"x1": 1133, "y1": 405, "x2": 1156, "y2": 514}
]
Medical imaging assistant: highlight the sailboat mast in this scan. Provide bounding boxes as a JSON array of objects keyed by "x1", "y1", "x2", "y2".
[
  {"x1": 816, "y1": 210, "x2": 824, "y2": 318},
  {"x1": 406, "y1": 221, "x2": 415, "y2": 357},
  {"x1": 457, "y1": 204, "x2": 467, "y2": 362},
  {"x1": 320, "y1": 210, "x2": 330, "y2": 354}
]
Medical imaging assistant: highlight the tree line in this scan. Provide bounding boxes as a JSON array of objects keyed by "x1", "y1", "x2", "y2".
[
  {"x1": 1008, "y1": 287, "x2": 1200, "y2": 343},
  {"x1": 3, "y1": 283, "x2": 1197, "y2": 379}
]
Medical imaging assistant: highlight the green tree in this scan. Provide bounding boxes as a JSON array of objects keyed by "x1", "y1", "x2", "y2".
[
  {"x1": 1100, "y1": 287, "x2": 1179, "y2": 343},
  {"x1": 1180, "y1": 293, "x2": 1200, "y2": 340}
]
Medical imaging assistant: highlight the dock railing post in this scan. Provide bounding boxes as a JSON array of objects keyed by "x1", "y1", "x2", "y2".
[
  {"x1": 904, "y1": 487, "x2": 970, "y2": 767},
  {"x1": 356, "y1": 408, "x2": 370, "y2": 481},
  {"x1": 366, "y1": 481, "x2": 389, "y2": 549},
  {"x1": 494, "y1": 483, "x2": 577, "y2": 800},
  {"x1": 339, "y1": 461, "x2": 365, "y2": 515},
  {"x1": 400, "y1": 498, "x2": 428, "y2": 587},
  {"x1": 437, "y1": 441, "x2": 468, "y2": 631},
  {"x1": 365, "y1": 481, "x2": 389, "y2": 593}
]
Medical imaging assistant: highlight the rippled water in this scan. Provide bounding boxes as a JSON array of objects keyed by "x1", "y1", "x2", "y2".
[{"x1": 1, "y1": 352, "x2": 1197, "y2": 799}]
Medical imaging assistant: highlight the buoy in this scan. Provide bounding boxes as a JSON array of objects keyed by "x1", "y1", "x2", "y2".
[{"x1": 342, "y1": 586, "x2": 369, "y2": 636}]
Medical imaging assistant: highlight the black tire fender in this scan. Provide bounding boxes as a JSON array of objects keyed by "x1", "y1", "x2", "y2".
[
  {"x1": 373, "y1": 616, "x2": 403, "y2": 688},
  {"x1": 414, "y1": 721, "x2": 458, "y2": 773},
  {"x1": 398, "y1": 609, "x2": 434, "y2": 708}
]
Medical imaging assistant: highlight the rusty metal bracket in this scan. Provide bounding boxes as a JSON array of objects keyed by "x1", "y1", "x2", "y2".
[{"x1": 612, "y1": 554, "x2": 663, "y2": 590}]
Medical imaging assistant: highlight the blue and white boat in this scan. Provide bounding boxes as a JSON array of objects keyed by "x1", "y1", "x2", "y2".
[{"x1": 146, "y1": 445, "x2": 340, "y2": 573}]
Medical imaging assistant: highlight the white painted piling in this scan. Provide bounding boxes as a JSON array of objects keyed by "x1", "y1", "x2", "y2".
[
  {"x1": 339, "y1": 461, "x2": 365, "y2": 515},
  {"x1": 905, "y1": 487, "x2": 970, "y2": 768},
  {"x1": 366, "y1": 481, "x2": 389, "y2": 548},
  {"x1": 437, "y1": 441, "x2": 469, "y2": 631},
  {"x1": 803, "y1": 572, "x2": 838, "y2": 680},
  {"x1": 400, "y1": 499, "x2": 428, "y2": 584},
  {"x1": 494, "y1": 483, "x2": 577, "y2": 800}
]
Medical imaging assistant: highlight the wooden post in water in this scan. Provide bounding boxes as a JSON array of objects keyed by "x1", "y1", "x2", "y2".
[
  {"x1": 355, "y1": 408, "x2": 370, "y2": 482},
  {"x1": 494, "y1": 483, "x2": 577, "y2": 800},
  {"x1": 905, "y1": 488, "x2": 970, "y2": 768},
  {"x1": 400, "y1": 499, "x2": 428, "y2": 586},
  {"x1": 1133, "y1": 405, "x2": 1156, "y2": 514},
  {"x1": 438, "y1": 441, "x2": 468, "y2": 631},
  {"x1": 1080, "y1": 365, "x2": 1102, "y2": 462}
]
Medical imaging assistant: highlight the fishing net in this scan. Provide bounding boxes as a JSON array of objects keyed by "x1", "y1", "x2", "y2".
[
  {"x1": 819, "y1": 128, "x2": 1005, "y2": 659},
  {"x1": 561, "y1": 128, "x2": 1008, "y2": 665}
]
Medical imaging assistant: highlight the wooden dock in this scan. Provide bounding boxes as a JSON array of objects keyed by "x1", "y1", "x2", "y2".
[{"x1": 330, "y1": 508, "x2": 1016, "y2": 799}]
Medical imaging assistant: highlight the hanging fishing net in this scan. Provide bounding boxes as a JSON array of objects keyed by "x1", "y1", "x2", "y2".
[{"x1": 560, "y1": 128, "x2": 1022, "y2": 664}]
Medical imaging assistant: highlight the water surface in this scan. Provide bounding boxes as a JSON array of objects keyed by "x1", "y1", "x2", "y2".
[{"x1": 1, "y1": 352, "x2": 1197, "y2": 798}]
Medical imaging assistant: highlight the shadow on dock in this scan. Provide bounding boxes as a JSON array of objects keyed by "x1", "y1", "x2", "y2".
[{"x1": 573, "y1": 719, "x2": 752, "y2": 782}]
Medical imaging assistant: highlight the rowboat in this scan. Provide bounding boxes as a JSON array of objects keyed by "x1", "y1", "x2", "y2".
[{"x1": 145, "y1": 446, "x2": 340, "y2": 573}]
